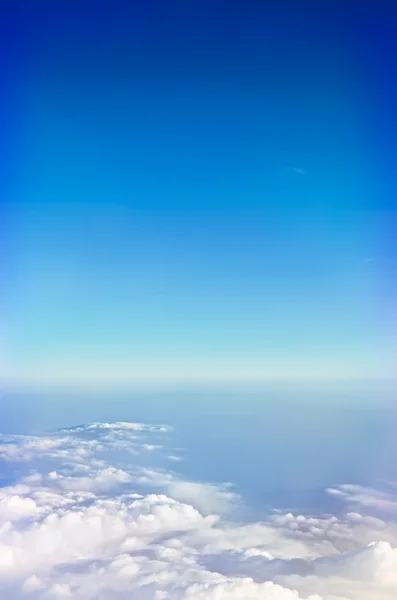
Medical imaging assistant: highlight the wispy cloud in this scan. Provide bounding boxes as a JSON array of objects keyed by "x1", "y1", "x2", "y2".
[
  {"x1": 280, "y1": 166, "x2": 308, "y2": 177},
  {"x1": 290, "y1": 167, "x2": 307, "y2": 175}
]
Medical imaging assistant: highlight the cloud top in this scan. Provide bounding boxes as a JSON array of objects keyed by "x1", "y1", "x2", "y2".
[{"x1": 0, "y1": 421, "x2": 396, "y2": 599}]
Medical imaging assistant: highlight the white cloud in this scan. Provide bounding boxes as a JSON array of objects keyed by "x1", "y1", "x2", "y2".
[
  {"x1": 166, "y1": 481, "x2": 239, "y2": 516},
  {"x1": 22, "y1": 575, "x2": 45, "y2": 593},
  {"x1": 327, "y1": 484, "x2": 397, "y2": 514},
  {"x1": 0, "y1": 494, "x2": 39, "y2": 522},
  {"x1": 0, "y1": 422, "x2": 396, "y2": 600},
  {"x1": 134, "y1": 468, "x2": 240, "y2": 516},
  {"x1": 167, "y1": 455, "x2": 182, "y2": 462}
]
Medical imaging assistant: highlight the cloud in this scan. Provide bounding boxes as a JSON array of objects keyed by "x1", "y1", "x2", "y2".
[
  {"x1": 134, "y1": 468, "x2": 240, "y2": 516},
  {"x1": 327, "y1": 484, "x2": 397, "y2": 514},
  {"x1": 0, "y1": 494, "x2": 39, "y2": 521},
  {"x1": 290, "y1": 167, "x2": 307, "y2": 175},
  {"x1": 282, "y1": 167, "x2": 308, "y2": 177},
  {"x1": 167, "y1": 455, "x2": 182, "y2": 462},
  {"x1": 0, "y1": 422, "x2": 396, "y2": 600}
]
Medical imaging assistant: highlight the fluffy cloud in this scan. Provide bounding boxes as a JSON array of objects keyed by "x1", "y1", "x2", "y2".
[
  {"x1": 135, "y1": 468, "x2": 240, "y2": 516},
  {"x1": 0, "y1": 422, "x2": 396, "y2": 600}
]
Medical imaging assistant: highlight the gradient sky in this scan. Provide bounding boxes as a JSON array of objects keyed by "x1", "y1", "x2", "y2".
[{"x1": 2, "y1": 1, "x2": 397, "y2": 384}]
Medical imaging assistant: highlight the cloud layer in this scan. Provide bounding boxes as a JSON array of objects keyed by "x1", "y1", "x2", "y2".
[{"x1": 0, "y1": 421, "x2": 396, "y2": 599}]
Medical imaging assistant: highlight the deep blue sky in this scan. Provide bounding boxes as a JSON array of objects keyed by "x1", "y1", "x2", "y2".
[{"x1": 2, "y1": 1, "x2": 397, "y2": 385}]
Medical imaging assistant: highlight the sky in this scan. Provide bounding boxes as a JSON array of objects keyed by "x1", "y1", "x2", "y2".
[
  {"x1": 2, "y1": 0, "x2": 397, "y2": 385},
  {"x1": 2, "y1": 5, "x2": 397, "y2": 598}
]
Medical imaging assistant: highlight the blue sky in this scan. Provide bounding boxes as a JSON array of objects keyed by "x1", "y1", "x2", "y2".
[{"x1": 2, "y1": 1, "x2": 397, "y2": 385}]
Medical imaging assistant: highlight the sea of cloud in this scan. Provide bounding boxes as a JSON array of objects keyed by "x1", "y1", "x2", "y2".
[{"x1": 0, "y1": 420, "x2": 396, "y2": 599}]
